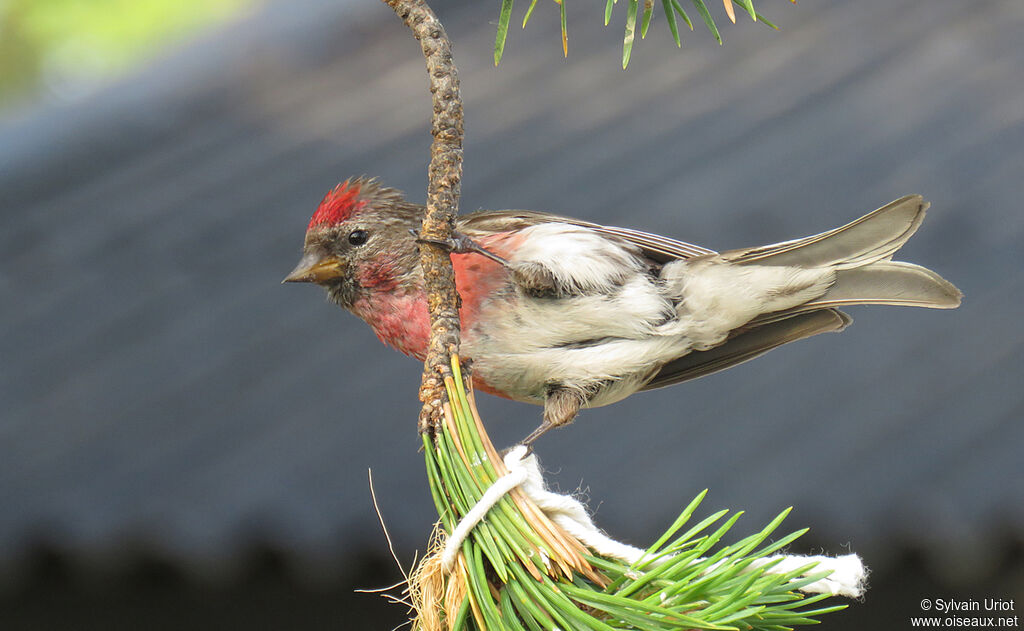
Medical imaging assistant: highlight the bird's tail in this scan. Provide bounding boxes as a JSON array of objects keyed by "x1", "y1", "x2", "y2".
[
  {"x1": 724, "y1": 195, "x2": 962, "y2": 321},
  {"x1": 642, "y1": 196, "x2": 961, "y2": 391}
]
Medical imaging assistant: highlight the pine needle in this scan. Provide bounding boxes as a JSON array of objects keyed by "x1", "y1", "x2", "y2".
[
  {"x1": 723, "y1": 0, "x2": 736, "y2": 23},
  {"x1": 505, "y1": 0, "x2": 786, "y2": 66},
  {"x1": 409, "y1": 355, "x2": 853, "y2": 630},
  {"x1": 494, "y1": 0, "x2": 514, "y2": 66}
]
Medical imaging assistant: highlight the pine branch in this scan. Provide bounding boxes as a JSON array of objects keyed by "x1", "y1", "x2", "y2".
[{"x1": 379, "y1": 0, "x2": 464, "y2": 435}]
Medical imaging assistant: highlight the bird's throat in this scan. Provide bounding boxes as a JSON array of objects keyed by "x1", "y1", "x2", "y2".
[
  {"x1": 347, "y1": 246, "x2": 513, "y2": 361},
  {"x1": 351, "y1": 288, "x2": 431, "y2": 360}
]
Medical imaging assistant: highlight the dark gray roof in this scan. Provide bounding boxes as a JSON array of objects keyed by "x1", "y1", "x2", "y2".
[{"x1": 1, "y1": 0, "x2": 1021, "y2": 581}]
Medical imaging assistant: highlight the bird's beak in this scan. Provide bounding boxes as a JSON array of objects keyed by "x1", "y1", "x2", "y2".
[{"x1": 282, "y1": 253, "x2": 346, "y2": 284}]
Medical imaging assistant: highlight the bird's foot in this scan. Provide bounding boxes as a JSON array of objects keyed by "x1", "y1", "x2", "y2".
[{"x1": 410, "y1": 229, "x2": 510, "y2": 266}]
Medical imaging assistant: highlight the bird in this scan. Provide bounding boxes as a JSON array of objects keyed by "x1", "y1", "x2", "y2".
[{"x1": 284, "y1": 177, "x2": 961, "y2": 444}]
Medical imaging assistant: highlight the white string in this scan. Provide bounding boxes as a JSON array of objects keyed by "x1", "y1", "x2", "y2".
[
  {"x1": 440, "y1": 452, "x2": 529, "y2": 570},
  {"x1": 749, "y1": 554, "x2": 867, "y2": 597},
  {"x1": 510, "y1": 446, "x2": 651, "y2": 565},
  {"x1": 441, "y1": 446, "x2": 867, "y2": 598}
]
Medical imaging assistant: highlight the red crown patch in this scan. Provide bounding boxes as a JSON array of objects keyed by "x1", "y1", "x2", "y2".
[{"x1": 308, "y1": 180, "x2": 367, "y2": 229}]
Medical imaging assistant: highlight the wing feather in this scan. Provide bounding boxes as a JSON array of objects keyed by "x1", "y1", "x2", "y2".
[
  {"x1": 459, "y1": 210, "x2": 715, "y2": 263},
  {"x1": 641, "y1": 309, "x2": 851, "y2": 390}
]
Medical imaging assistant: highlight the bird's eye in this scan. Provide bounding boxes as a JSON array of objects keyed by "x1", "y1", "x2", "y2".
[{"x1": 348, "y1": 229, "x2": 369, "y2": 246}]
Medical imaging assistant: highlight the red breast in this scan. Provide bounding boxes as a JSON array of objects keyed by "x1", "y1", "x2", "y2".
[{"x1": 352, "y1": 231, "x2": 524, "y2": 374}]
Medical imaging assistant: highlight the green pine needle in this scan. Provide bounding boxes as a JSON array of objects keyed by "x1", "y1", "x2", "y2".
[
  {"x1": 500, "y1": 0, "x2": 784, "y2": 67},
  {"x1": 640, "y1": 0, "x2": 654, "y2": 40},
  {"x1": 522, "y1": 0, "x2": 539, "y2": 27},
  {"x1": 671, "y1": 0, "x2": 695, "y2": 30},
  {"x1": 560, "y1": 0, "x2": 568, "y2": 57},
  {"x1": 734, "y1": 0, "x2": 757, "y2": 21},
  {"x1": 495, "y1": 0, "x2": 514, "y2": 66},
  {"x1": 662, "y1": 0, "x2": 681, "y2": 46},
  {"x1": 751, "y1": 5, "x2": 779, "y2": 30},
  {"x1": 623, "y1": 0, "x2": 639, "y2": 68},
  {"x1": 691, "y1": 0, "x2": 722, "y2": 44}
]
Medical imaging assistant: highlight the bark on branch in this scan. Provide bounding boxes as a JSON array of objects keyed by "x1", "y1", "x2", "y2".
[{"x1": 380, "y1": 0, "x2": 464, "y2": 435}]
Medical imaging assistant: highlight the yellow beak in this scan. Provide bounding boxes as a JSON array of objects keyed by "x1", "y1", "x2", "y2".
[{"x1": 282, "y1": 253, "x2": 346, "y2": 284}]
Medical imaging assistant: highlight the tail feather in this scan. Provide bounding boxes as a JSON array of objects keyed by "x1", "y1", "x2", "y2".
[
  {"x1": 722, "y1": 195, "x2": 928, "y2": 270},
  {"x1": 807, "y1": 260, "x2": 961, "y2": 309},
  {"x1": 750, "y1": 261, "x2": 962, "y2": 328},
  {"x1": 725, "y1": 195, "x2": 961, "y2": 318}
]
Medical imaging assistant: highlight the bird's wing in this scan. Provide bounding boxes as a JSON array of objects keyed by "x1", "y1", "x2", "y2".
[
  {"x1": 459, "y1": 210, "x2": 715, "y2": 262},
  {"x1": 641, "y1": 309, "x2": 851, "y2": 390}
]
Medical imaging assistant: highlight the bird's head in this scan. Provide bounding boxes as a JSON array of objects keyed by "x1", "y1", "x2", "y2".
[{"x1": 283, "y1": 177, "x2": 423, "y2": 308}]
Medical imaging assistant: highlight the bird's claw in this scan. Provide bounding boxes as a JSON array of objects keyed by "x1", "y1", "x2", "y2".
[{"x1": 410, "y1": 229, "x2": 510, "y2": 266}]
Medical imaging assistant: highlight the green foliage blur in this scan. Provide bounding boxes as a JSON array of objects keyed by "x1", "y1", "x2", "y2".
[{"x1": 0, "y1": 0, "x2": 254, "y2": 107}]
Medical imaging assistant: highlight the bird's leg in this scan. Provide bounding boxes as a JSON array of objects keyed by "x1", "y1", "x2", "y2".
[
  {"x1": 410, "y1": 229, "x2": 510, "y2": 266},
  {"x1": 521, "y1": 386, "x2": 586, "y2": 446}
]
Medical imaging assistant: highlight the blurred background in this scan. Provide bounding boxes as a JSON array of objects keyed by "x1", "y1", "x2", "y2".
[{"x1": 1, "y1": 0, "x2": 1021, "y2": 628}]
